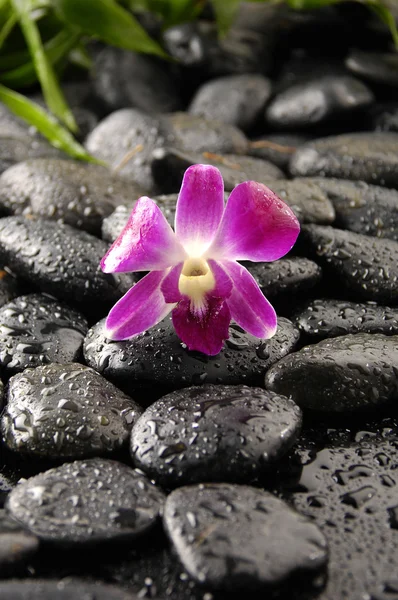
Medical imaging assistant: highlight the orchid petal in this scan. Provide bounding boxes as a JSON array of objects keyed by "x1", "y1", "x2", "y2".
[
  {"x1": 172, "y1": 297, "x2": 230, "y2": 356},
  {"x1": 161, "y1": 262, "x2": 183, "y2": 303},
  {"x1": 223, "y1": 260, "x2": 277, "y2": 338},
  {"x1": 208, "y1": 182, "x2": 300, "y2": 262},
  {"x1": 104, "y1": 270, "x2": 174, "y2": 340},
  {"x1": 175, "y1": 164, "x2": 224, "y2": 256},
  {"x1": 101, "y1": 197, "x2": 186, "y2": 273}
]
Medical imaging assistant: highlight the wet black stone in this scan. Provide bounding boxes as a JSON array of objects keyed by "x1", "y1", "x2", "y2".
[
  {"x1": 0, "y1": 159, "x2": 145, "y2": 235},
  {"x1": 0, "y1": 509, "x2": 39, "y2": 575},
  {"x1": 131, "y1": 384, "x2": 302, "y2": 487},
  {"x1": 346, "y1": 51, "x2": 398, "y2": 87},
  {"x1": 293, "y1": 299, "x2": 398, "y2": 342},
  {"x1": 266, "y1": 76, "x2": 373, "y2": 129},
  {"x1": 1, "y1": 362, "x2": 142, "y2": 459},
  {"x1": 159, "y1": 112, "x2": 248, "y2": 155},
  {"x1": 6, "y1": 458, "x2": 165, "y2": 544},
  {"x1": 265, "y1": 178, "x2": 335, "y2": 224},
  {"x1": 300, "y1": 225, "x2": 398, "y2": 304},
  {"x1": 0, "y1": 136, "x2": 64, "y2": 176},
  {"x1": 371, "y1": 103, "x2": 398, "y2": 133},
  {"x1": 0, "y1": 294, "x2": 87, "y2": 378},
  {"x1": 265, "y1": 333, "x2": 398, "y2": 412},
  {"x1": 85, "y1": 109, "x2": 164, "y2": 191},
  {"x1": 0, "y1": 269, "x2": 24, "y2": 308},
  {"x1": 93, "y1": 47, "x2": 182, "y2": 113},
  {"x1": 162, "y1": 23, "x2": 207, "y2": 66},
  {"x1": 188, "y1": 74, "x2": 272, "y2": 132},
  {"x1": 0, "y1": 105, "x2": 33, "y2": 139},
  {"x1": 151, "y1": 147, "x2": 284, "y2": 193},
  {"x1": 290, "y1": 132, "x2": 398, "y2": 188},
  {"x1": 247, "y1": 133, "x2": 311, "y2": 170},
  {"x1": 163, "y1": 483, "x2": 328, "y2": 589},
  {"x1": 312, "y1": 178, "x2": 398, "y2": 240},
  {"x1": 0, "y1": 216, "x2": 135, "y2": 315},
  {"x1": 83, "y1": 316, "x2": 300, "y2": 401},
  {"x1": 0, "y1": 580, "x2": 141, "y2": 598},
  {"x1": 244, "y1": 257, "x2": 322, "y2": 300}
]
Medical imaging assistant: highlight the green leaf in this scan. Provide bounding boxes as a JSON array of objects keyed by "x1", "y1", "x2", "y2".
[
  {"x1": 0, "y1": 11, "x2": 17, "y2": 50},
  {"x1": 0, "y1": 84, "x2": 101, "y2": 162},
  {"x1": 10, "y1": 0, "x2": 78, "y2": 131},
  {"x1": 53, "y1": 0, "x2": 167, "y2": 57},
  {"x1": 364, "y1": 0, "x2": 398, "y2": 47},
  {"x1": 0, "y1": 28, "x2": 79, "y2": 87},
  {"x1": 211, "y1": 0, "x2": 241, "y2": 37}
]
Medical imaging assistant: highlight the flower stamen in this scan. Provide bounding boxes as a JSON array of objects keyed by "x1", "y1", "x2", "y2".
[{"x1": 179, "y1": 258, "x2": 215, "y2": 315}]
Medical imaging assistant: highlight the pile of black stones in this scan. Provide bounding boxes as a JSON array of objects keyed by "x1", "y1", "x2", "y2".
[{"x1": 1, "y1": 3, "x2": 398, "y2": 599}]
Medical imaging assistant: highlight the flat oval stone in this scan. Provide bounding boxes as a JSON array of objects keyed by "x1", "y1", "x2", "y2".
[
  {"x1": 266, "y1": 76, "x2": 373, "y2": 129},
  {"x1": 151, "y1": 147, "x2": 284, "y2": 193},
  {"x1": 1, "y1": 363, "x2": 142, "y2": 459},
  {"x1": 290, "y1": 133, "x2": 398, "y2": 188},
  {"x1": 0, "y1": 217, "x2": 135, "y2": 315},
  {"x1": 247, "y1": 133, "x2": 310, "y2": 170},
  {"x1": 293, "y1": 299, "x2": 398, "y2": 341},
  {"x1": 83, "y1": 316, "x2": 300, "y2": 400},
  {"x1": 0, "y1": 136, "x2": 63, "y2": 175},
  {"x1": 0, "y1": 580, "x2": 139, "y2": 599},
  {"x1": 188, "y1": 74, "x2": 272, "y2": 131},
  {"x1": 300, "y1": 225, "x2": 398, "y2": 304},
  {"x1": 0, "y1": 159, "x2": 145, "y2": 235},
  {"x1": 346, "y1": 51, "x2": 398, "y2": 87},
  {"x1": 0, "y1": 294, "x2": 87, "y2": 378},
  {"x1": 244, "y1": 257, "x2": 322, "y2": 299},
  {"x1": 311, "y1": 177, "x2": 398, "y2": 240},
  {"x1": 265, "y1": 333, "x2": 398, "y2": 411},
  {"x1": 266, "y1": 178, "x2": 335, "y2": 224},
  {"x1": 131, "y1": 384, "x2": 302, "y2": 486},
  {"x1": 6, "y1": 458, "x2": 165, "y2": 544},
  {"x1": 0, "y1": 509, "x2": 39, "y2": 575},
  {"x1": 93, "y1": 47, "x2": 182, "y2": 113},
  {"x1": 163, "y1": 483, "x2": 328, "y2": 589},
  {"x1": 159, "y1": 112, "x2": 248, "y2": 154}
]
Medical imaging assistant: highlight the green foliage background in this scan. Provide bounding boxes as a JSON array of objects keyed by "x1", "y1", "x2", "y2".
[{"x1": 0, "y1": 0, "x2": 396, "y2": 161}]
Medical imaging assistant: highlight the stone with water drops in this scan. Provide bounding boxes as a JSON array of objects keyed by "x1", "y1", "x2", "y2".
[
  {"x1": 0, "y1": 580, "x2": 142, "y2": 599},
  {"x1": 131, "y1": 384, "x2": 302, "y2": 487},
  {"x1": 163, "y1": 483, "x2": 328, "y2": 590},
  {"x1": 0, "y1": 136, "x2": 63, "y2": 175},
  {"x1": 6, "y1": 458, "x2": 165, "y2": 544},
  {"x1": 265, "y1": 333, "x2": 398, "y2": 412},
  {"x1": 1, "y1": 363, "x2": 142, "y2": 459},
  {"x1": 83, "y1": 316, "x2": 300, "y2": 402},
  {"x1": 0, "y1": 294, "x2": 87, "y2": 378}
]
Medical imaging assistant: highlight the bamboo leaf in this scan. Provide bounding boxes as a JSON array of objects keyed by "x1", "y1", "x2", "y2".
[
  {"x1": 211, "y1": 0, "x2": 241, "y2": 37},
  {"x1": 10, "y1": 0, "x2": 78, "y2": 131},
  {"x1": 0, "y1": 84, "x2": 100, "y2": 162},
  {"x1": 0, "y1": 11, "x2": 17, "y2": 50}
]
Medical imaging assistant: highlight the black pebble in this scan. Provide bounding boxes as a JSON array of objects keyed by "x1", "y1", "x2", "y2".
[{"x1": 0, "y1": 509, "x2": 39, "y2": 576}]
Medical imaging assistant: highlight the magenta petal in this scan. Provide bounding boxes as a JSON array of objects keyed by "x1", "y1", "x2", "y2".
[
  {"x1": 207, "y1": 259, "x2": 233, "y2": 299},
  {"x1": 161, "y1": 263, "x2": 183, "y2": 303},
  {"x1": 209, "y1": 181, "x2": 300, "y2": 262},
  {"x1": 101, "y1": 197, "x2": 185, "y2": 273},
  {"x1": 175, "y1": 165, "x2": 224, "y2": 254},
  {"x1": 105, "y1": 271, "x2": 174, "y2": 340},
  {"x1": 172, "y1": 297, "x2": 230, "y2": 355},
  {"x1": 223, "y1": 260, "x2": 277, "y2": 338}
]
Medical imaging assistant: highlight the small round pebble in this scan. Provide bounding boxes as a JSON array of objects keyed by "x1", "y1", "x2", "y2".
[
  {"x1": 131, "y1": 384, "x2": 302, "y2": 486},
  {"x1": 163, "y1": 483, "x2": 328, "y2": 589},
  {"x1": 0, "y1": 294, "x2": 88, "y2": 378},
  {"x1": 1, "y1": 363, "x2": 142, "y2": 459},
  {"x1": 6, "y1": 458, "x2": 165, "y2": 544}
]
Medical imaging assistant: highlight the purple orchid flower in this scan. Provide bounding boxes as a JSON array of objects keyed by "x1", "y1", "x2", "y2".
[{"x1": 101, "y1": 164, "x2": 300, "y2": 356}]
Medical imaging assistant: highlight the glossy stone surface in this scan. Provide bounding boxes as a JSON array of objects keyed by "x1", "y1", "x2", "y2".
[
  {"x1": 244, "y1": 257, "x2": 322, "y2": 299},
  {"x1": 0, "y1": 580, "x2": 141, "y2": 598},
  {"x1": 0, "y1": 136, "x2": 63, "y2": 175},
  {"x1": 266, "y1": 178, "x2": 335, "y2": 223},
  {"x1": 346, "y1": 51, "x2": 398, "y2": 87},
  {"x1": 6, "y1": 458, "x2": 165, "y2": 544}
]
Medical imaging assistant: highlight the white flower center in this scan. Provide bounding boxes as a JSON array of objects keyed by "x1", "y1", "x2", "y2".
[{"x1": 178, "y1": 257, "x2": 215, "y2": 314}]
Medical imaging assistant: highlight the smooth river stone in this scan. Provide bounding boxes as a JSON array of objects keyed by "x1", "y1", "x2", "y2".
[
  {"x1": 345, "y1": 51, "x2": 398, "y2": 87},
  {"x1": 0, "y1": 294, "x2": 87, "y2": 379},
  {"x1": 293, "y1": 299, "x2": 398, "y2": 341},
  {"x1": 266, "y1": 76, "x2": 373, "y2": 129},
  {"x1": 131, "y1": 384, "x2": 302, "y2": 486},
  {"x1": 6, "y1": 458, "x2": 165, "y2": 544},
  {"x1": 83, "y1": 316, "x2": 300, "y2": 401},
  {"x1": 266, "y1": 178, "x2": 335, "y2": 224},
  {"x1": 0, "y1": 580, "x2": 139, "y2": 599},
  {"x1": 1, "y1": 363, "x2": 142, "y2": 459},
  {"x1": 189, "y1": 74, "x2": 272, "y2": 131},
  {"x1": 163, "y1": 483, "x2": 328, "y2": 589},
  {"x1": 0, "y1": 217, "x2": 136, "y2": 316},
  {"x1": 0, "y1": 159, "x2": 145, "y2": 235},
  {"x1": 290, "y1": 132, "x2": 398, "y2": 188},
  {"x1": 265, "y1": 333, "x2": 398, "y2": 412},
  {"x1": 0, "y1": 509, "x2": 39, "y2": 575},
  {"x1": 244, "y1": 257, "x2": 322, "y2": 299},
  {"x1": 311, "y1": 177, "x2": 398, "y2": 240},
  {"x1": 247, "y1": 133, "x2": 310, "y2": 170},
  {"x1": 0, "y1": 136, "x2": 63, "y2": 175},
  {"x1": 300, "y1": 225, "x2": 398, "y2": 304}
]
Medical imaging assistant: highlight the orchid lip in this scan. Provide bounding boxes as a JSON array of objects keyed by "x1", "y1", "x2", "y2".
[{"x1": 178, "y1": 257, "x2": 215, "y2": 314}]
